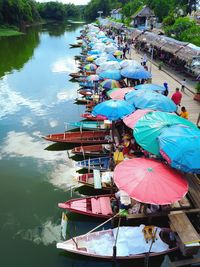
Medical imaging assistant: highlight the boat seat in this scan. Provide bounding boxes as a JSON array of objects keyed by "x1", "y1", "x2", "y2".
[
  {"x1": 91, "y1": 198, "x2": 101, "y2": 214},
  {"x1": 71, "y1": 199, "x2": 87, "y2": 212},
  {"x1": 99, "y1": 197, "x2": 112, "y2": 215}
]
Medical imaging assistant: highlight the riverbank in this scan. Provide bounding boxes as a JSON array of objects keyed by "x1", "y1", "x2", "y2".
[{"x1": 0, "y1": 25, "x2": 23, "y2": 37}]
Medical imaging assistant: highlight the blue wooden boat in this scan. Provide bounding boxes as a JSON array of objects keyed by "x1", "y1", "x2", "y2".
[
  {"x1": 67, "y1": 121, "x2": 106, "y2": 130},
  {"x1": 76, "y1": 157, "x2": 111, "y2": 171}
]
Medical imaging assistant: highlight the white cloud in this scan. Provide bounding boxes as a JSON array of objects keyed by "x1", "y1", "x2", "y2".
[
  {"x1": 0, "y1": 77, "x2": 46, "y2": 119},
  {"x1": 37, "y1": 0, "x2": 90, "y2": 5},
  {"x1": 51, "y1": 57, "x2": 78, "y2": 73},
  {"x1": 0, "y1": 131, "x2": 78, "y2": 189}
]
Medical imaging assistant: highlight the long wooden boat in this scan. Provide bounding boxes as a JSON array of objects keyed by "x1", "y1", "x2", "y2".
[
  {"x1": 69, "y1": 72, "x2": 84, "y2": 79},
  {"x1": 77, "y1": 172, "x2": 113, "y2": 190},
  {"x1": 43, "y1": 131, "x2": 112, "y2": 144},
  {"x1": 72, "y1": 144, "x2": 111, "y2": 156},
  {"x1": 67, "y1": 121, "x2": 106, "y2": 131},
  {"x1": 78, "y1": 89, "x2": 93, "y2": 96},
  {"x1": 79, "y1": 82, "x2": 94, "y2": 88},
  {"x1": 56, "y1": 226, "x2": 178, "y2": 259},
  {"x1": 75, "y1": 97, "x2": 93, "y2": 104},
  {"x1": 81, "y1": 113, "x2": 107, "y2": 121},
  {"x1": 69, "y1": 43, "x2": 82, "y2": 48},
  {"x1": 76, "y1": 157, "x2": 111, "y2": 171},
  {"x1": 58, "y1": 194, "x2": 114, "y2": 218}
]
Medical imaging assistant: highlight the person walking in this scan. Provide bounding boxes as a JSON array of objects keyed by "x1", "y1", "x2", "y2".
[
  {"x1": 171, "y1": 88, "x2": 182, "y2": 106},
  {"x1": 163, "y1": 82, "x2": 169, "y2": 96},
  {"x1": 180, "y1": 79, "x2": 186, "y2": 92},
  {"x1": 180, "y1": 106, "x2": 189, "y2": 119}
]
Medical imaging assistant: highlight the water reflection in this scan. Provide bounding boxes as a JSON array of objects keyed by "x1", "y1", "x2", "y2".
[
  {"x1": 0, "y1": 131, "x2": 78, "y2": 189},
  {"x1": 0, "y1": 27, "x2": 40, "y2": 78}
]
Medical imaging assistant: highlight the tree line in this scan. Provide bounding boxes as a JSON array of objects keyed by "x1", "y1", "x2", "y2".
[
  {"x1": 0, "y1": 0, "x2": 81, "y2": 27},
  {"x1": 83, "y1": 0, "x2": 199, "y2": 46}
]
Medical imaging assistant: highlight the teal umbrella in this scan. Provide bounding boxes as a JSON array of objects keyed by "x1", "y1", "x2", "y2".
[{"x1": 134, "y1": 111, "x2": 198, "y2": 156}]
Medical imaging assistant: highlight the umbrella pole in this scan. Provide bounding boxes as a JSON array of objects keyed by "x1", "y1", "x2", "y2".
[{"x1": 144, "y1": 227, "x2": 158, "y2": 267}]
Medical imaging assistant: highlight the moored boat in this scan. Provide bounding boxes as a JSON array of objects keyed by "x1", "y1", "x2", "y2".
[
  {"x1": 43, "y1": 131, "x2": 112, "y2": 144},
  {"x1": 56, "y1": 226, "x2": 178, "y2": 259},
  {"x1": 81, "y1": 113, "x2": 107, "y2": 121},
  {"x1": 58, "y1": 194, "x2": 114, "y2": 218},
  {"x1": 75, "y1": 97, "x2": 93, "y2": 104},
  {"x1": 69, "y1": 43, "x2": 82, "y2": 48},
  {"x1": 72, "y1": 144, "x2": 111, "y2": 156},
  {"x1": 69, "y1": 72, "x2": 84, "y2": 79},
  {"x1": 77, "y1": 172, "x2": 113, "y2": 190},
  {"x1": 67, "y1": 121, "x2": 106, "y2": 131},
  {"x1": 78, "y1": 89, "x2": 93, "y2": 96},
  {"x1": 76, "y1": 156, "x2": 111, "y2": 171}
]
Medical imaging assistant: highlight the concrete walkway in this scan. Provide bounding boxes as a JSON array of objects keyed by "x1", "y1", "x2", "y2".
[{"x1": 129, "y1": 48, "x2": 200, "y2": 124}]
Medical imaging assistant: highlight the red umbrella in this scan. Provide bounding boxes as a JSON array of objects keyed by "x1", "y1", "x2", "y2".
[
  {"x1": 123, "y1": 109, "x2": 153, "y2": 129},
  {"x1": 113, "y1": 158, "x2": 188, "y2": 205}
]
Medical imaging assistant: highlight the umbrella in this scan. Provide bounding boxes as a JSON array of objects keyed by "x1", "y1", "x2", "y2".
[
  {"x1": 113, "y1": 158, "x2": 188, "y2": 205},
  {"x1": 158, "y1": 125, "x2": 200, "y2": 173},
  {"x1": 125, "y1": 89, "x2": 177, "y2": 112},
  {"x1": 135, "y1": 83, "x2": 166, "y2": 92},
  {"x1": 114, "y1": 50, "x2": 123, "y2": 56},
  {"x1": 92, "y1": 100, "x2": 135, "y2": 121},
  {"x1": 123, "y1": 109, "x2": 153, "y2": 129},
  {"x1": 134, "y1": 111, "x2": 198, "y2": 156},
  {"x1": 108, "y1": 87, "x2": 134, "y2": 100},
  {"x1": 88, "y1": 49, "x2": 101, "y2": 55},
  {"x1": 84, "y1": 63, "x2": 97, "y2": 71},
  {"x1": 120, "y1": 60, "x2": 141, "y2": 69},
  {"x1": 100, "y1": 70, "x2": 122, "y2": 81},
  {"x1": 100, "y1": 61, "x2": 121, "y2": 70},
  {"x1": 87, "y1": 74, "x2": 100, "y2": 82},
  {"x1": 121, "y1": 67, "x2": 152, "y2": 79},
  {"x1": 86, "y1": 56, "x2": 97, "y2": 62},
  {"x1": 100, "y1": 79, "x2": 121, "y2": 90}
]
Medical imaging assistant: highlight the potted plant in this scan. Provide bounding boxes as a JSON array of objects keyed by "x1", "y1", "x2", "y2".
[
  {"x1": 194, "y1": 82, "x2": 200, "y2": 101},
  {"x1": 158, "y1": 62, "x2": 164, "y2": 70}
]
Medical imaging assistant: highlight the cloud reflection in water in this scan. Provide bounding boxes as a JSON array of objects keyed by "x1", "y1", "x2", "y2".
[{"x1": 0, "y1": 131, "x2": 78, "y2": 189}]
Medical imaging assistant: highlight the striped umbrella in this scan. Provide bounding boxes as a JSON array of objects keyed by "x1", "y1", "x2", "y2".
[
  {"x1": 100, "y1": 79, "x2": 121, "y2": 90},
  {"x1": 84, "y1": 63, "x2": 97, "y2": 71}
]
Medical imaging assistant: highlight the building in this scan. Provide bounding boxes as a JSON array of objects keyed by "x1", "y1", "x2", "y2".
[
  {"x1": 131, "y1": 5, "x2": 156, "y2": 30},
  {"x1": 110, "y1": 8, "x2": 122, "y2": 21}
]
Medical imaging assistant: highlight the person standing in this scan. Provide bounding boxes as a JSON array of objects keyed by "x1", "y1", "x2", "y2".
[
  {"x1": 180, "y1": 106, "x2": 189, "y2": 119},
  {"x1": 171, "y1": 88, "x2": 182, "y2": 106},
  {"x1": 163, "y1": 82, "x2": 169, "y2": 96}
]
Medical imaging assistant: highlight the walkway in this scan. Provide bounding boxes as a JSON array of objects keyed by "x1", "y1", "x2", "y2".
[{"x1": 129, "y1": 48, "x2": 200, "y2": 124}]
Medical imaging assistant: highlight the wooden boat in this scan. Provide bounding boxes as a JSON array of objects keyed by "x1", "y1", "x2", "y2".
[
  {"x1": 58, "y1": 194, "x2": 114, "y2": 218},
  {"x1": 56, "y1": 226, "x2": 178, "y2": 259},
  {"x1": 69, "y1": 43, "x2": 82, "y2": 48},
  {"x1": 67, "y1": 121, "x2": 106, "y2": 131},
  {"x1": 79, "y1": 82, "x2": 94, "y2": 88},
  {"x1": 81, "y1": 113, "x2": 107, "y2": 121},
  {"x1": 76, "y1": 157, "x2": 111, "y2": 171},
  {"x1": 77, "y1": 172, "x2": 113, "y2": 190},
  {"x1": 72, "y1": 144, "x2": 111, "y2": 156},
  {"x1": 43, "y1": 131, "x2": 112, "y2": 144},
  {"x1": 78, "y1": 89, "x2": 93, "y2": 96},
  {"x1": 75, "y1": 97, "x2": 93, "y2": 104},
  {"x1": 69, "y1": 72, "x2": 84, "y2": 79}
]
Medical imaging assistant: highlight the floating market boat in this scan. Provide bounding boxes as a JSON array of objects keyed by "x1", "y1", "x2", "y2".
[
  {"x1": 76, "y1": 156, "x2": 111, "y2": 171},
  {"x1": 58, "y1": 194, "x2": 114, "y2": 218},
  {"x1": 43, "y1": 131, "x2": 112, "y2": 144},
  {"x1": 69, "y1": 43, "x2": 82, "y2": 48},
  {"x1": 56, "y1": 226, "x2": 178, "y2": 259},
  {"x1": 78, "y1": 89, "x2": 93, "y2": 96},
  {"x1": 77, "y1": 172, "x2": 113, "y2": 190},
  {"x1": 75, "y1": 97, "x2": 93, "y2": 104},
  {"x1": 69, "y1": 72, "x2": 84, "y2": 79},
  {"x1": 72, "y1": 144, "x2": 111, "y2": 157},
  {"x1": 81, "y1": 113, "x2": 107, "y2": 121},
  {"x1": 67, "y1": 121, "x2": 106, "y2": 131}
]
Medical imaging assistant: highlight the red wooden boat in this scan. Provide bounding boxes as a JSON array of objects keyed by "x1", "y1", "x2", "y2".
[
  {"x1": 81, "y1": 113, "x2": 107, "y2": 121},
  {"x1": 69, "y1": 72, "x2": 84, "y2": 78},
  {"x1": 57, "y1": 227, "x2": 178, "y2": 259},
  {"x1": 77, "y1": 173, "x2": 112, "y2": 190},
  {"x1": 43, "y1": 131, "x2": 112, "y2": 144},
  {"x1": 58, "y1": 194, "x2": 114, "y2": 218},
  {"x1": 72, "y1": 144, "x2": 111, "y2": 157}
]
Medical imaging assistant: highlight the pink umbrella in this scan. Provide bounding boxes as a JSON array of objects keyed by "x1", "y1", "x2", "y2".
[
  {"x1": 110, "y1": 87, "x2": 134, "y2": 100},
  {"x1": 123, "y1": 109, "x2": 153, "y2": 129},
  {"x1": 114, "y1": 158, "x2": 188, "y2": 205}
]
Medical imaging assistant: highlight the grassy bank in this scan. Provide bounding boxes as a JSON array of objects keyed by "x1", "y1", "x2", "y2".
[{"x1": 0, "y1": 26, "x2": 23, "y2": 37}]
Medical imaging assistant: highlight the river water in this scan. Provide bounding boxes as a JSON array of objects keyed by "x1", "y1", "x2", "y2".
[{"x1": 0, "y1": 23, "x2": 164, "y2": 267}]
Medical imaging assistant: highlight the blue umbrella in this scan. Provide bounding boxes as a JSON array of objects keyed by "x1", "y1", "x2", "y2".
[
  {"x1": 135, "y1": 84, "x2": 165, "y2": 92},
  {"x1": 158, "y1": 125, "x2": 200, "y2": 173},
  {"x1": 99, "y1": 70, "x2": 122, "y2": 81},
  {"x1": 92, "y1": 100, "x2": 135, "y2": 121},
  {"x1": 88, "y1": 49, "x2": 101, "y2": 55},
  {"x1": 125, "y1": 89, "x2": 177, "y2": 112},
  {"x1": 121, "y1": 67, "x2": 151, "y2": 79}
]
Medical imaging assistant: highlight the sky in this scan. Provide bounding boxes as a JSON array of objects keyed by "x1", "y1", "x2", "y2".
[{"x1": 37, "y1": 0, "x2": 90, "y2": 5}]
